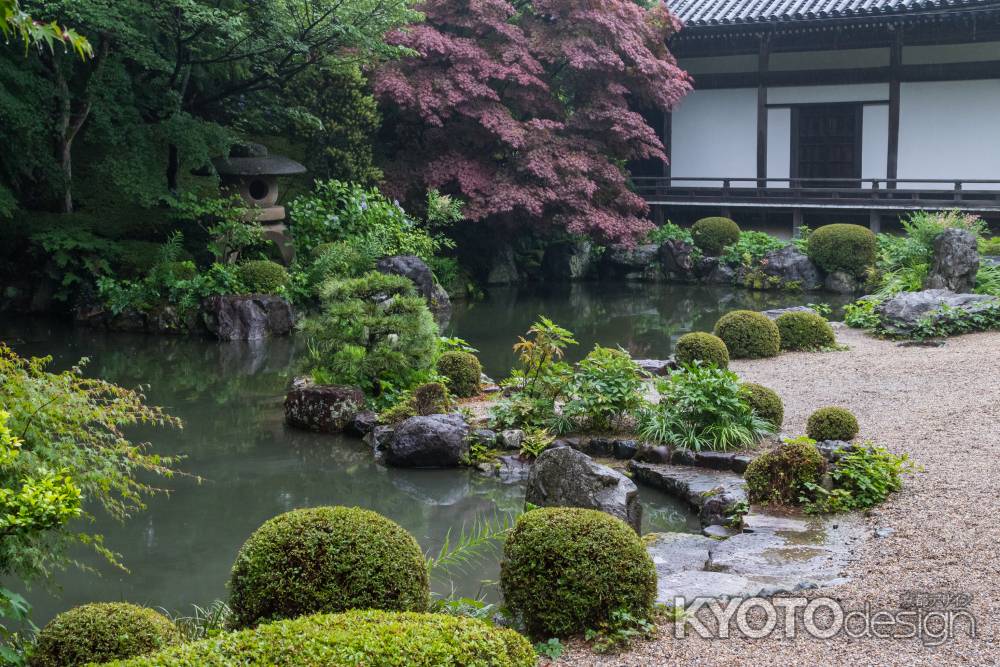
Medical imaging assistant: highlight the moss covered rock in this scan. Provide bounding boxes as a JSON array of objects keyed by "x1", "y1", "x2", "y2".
[
  {"x1": 500, "y1": 507, "x2": 656, "y2": 638},
  {"x1": 30, "y1": 602, "x2": 180, "y2": 667},
  {"x1": 776, "y1": 311, "x2": 836, "y2": 351},
  {"x1": 806, "y1": 406, "x2": 859, "y2": 442},
  {"x1": 713, "y1": 310, "x2": 781, "y2": 359},
  {"x1": 437, "y1": 351, "x2": 482, "y2": 398},
  {"x1": 237, "y1": 260, "x2": 289, "y2": 294},
  {"x1": 691, "y1": 217, "x2": 741, "y2": 256},
  {"x1": 675, "y1": 332, "x2": 729, "y2": 369},
  {"x1": 228, "y1": 506, "x2": 429, "y2": 629},
  {"x1": 806, "y1": 224, "x2": 877, "y2": 277},
  {"x1": 103, "y1": 610, "x2": 536, "y2": 667},
  {"x1": 744, "y1": 439, "x2": 827, "y2": 505},
  {"x1": 741, "y1": 382, "x2": 784, "y2": 429}
]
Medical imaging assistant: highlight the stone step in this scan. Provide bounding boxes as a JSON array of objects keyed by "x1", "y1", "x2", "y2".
[{"x1": 628, "y1": 461, "x2": 746, "y2": 525}]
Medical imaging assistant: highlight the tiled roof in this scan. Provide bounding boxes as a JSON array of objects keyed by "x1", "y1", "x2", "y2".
[{"x1": 669, "y1": 0, "x2": 998, "y2": 28}]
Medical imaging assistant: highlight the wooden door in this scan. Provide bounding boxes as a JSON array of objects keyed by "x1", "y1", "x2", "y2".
[{"x1": 793, "y1": 103, "x2": 862, "y2": 188}]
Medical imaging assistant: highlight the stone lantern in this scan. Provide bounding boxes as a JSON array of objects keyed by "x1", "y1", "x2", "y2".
[{"x1": 212, "y1": 143, "x2": 306, "y2": 263}]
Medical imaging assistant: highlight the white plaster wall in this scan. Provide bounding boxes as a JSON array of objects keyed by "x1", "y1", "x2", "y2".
[
  {"x1": 769, "y1": 83, "x2": 889, "y2": 105},
  {"x1": 862, "y1": 104, "x2": 889, "y2": 187},
  {"x1": 766, "y1": 107, "x2": 791, "y2": 187},
  {"x1": 670, "y1": 89, "x2": 758, "y2": 185},
  {"x1": 898, "y1": 80, "x2": 1000, "y2": 190}
]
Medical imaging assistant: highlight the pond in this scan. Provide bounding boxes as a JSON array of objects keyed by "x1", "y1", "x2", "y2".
[{"x1": 1, "y1": 282, "x2": 845, "y2": 625}]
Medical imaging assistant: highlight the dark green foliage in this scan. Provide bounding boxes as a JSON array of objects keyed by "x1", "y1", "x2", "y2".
[
  {"x1": 103, "y1": 610, "x2": 536, "y2": 667},
  {"x1": 806, "y1": 407, "x2": 859, "y2": 442},
  {"x1": 719, "y1": 231, "x2": 786, "y2": 269},
  {"x1": 674, "y1": 332, "x2": 729, "y2": 369},
  {"x1": 236, "y1": 260, "x2": 288, "y2": 295},
  {"x1": 561, "y1": 346, "x2": 644, "y2": 431},
  {"x1": 228, "y1": 506, "x2": 430, "y2": 629},
  {"x1": 744, "y1": 437, "x2": 827, "y2": 506},
  {"x1": 302, "y1": 272, "x2": 438, "y2": 395},
  {"x1": 379, "y1": 382, "x2": 452, "y2": 424},
  {"x1": 740, "y1": 383, "x2": 783, "y2": 429},
  {"x1": 713, "y1": 310, "x2": 781, "y2": 359},
  {"x1": 807, "y1": 224, "x2": 877, "y2": 277},
  {"x1": 691, "y1": 217, "x2": 740, "y2": 255},
  {"x1": 803, "y1": 444, "x2": 916, "y2": 514},
  {"x1": 775, "y1": 311, "x2": 835, "y2": 351},
  {"x1": 437, "y1": 351, "x2": 482, "y2": 398},
  {"x1": 500, "y1": 508, "x2": 656, "y2": 638},
  {"x1": 30, "y1": 602, "x2": 180, "y2": 667}
]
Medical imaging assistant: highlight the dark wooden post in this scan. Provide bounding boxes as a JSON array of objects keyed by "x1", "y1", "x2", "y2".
[
  {"x1": 757, "y1": 34, "x2": 770, "y2": 189},
  {"x1": 887, "y1": 29, "x2": 903, "y2": 190}
]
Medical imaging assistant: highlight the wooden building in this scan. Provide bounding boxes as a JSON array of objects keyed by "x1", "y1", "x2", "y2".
[{"x1": 637, "y1": 0, "x2": 1000, "y2": 233}]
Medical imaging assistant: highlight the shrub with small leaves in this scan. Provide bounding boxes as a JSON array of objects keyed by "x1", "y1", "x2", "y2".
[
  {"x1": 744, "y1": 437, "x2": 827, "y2": 506},
  {"x1": 237, "y1": 260, "x2": 289, "y2": 294},
  {"x1": 807, "y1": 224, "x2": 877, "y2": 277},
  {"x1": 691, "y1": 217, "x2": 741, "y2": 255},
  {"x1": 228, "y1": 506, "x2": 429, "y2": 629},
  {"x1": 437, "y1": 351, "x2": 482, "y2": 398},
  {"x1": 675, "y1": 332, "x2": 729, "y2": 369},
  {"x1": 500, "y1": 508, "x2": 656, "y2": 638},
  {"x1": 713, "y1": 310, "x2": 781, "y2": 359},
  {"x1": 806, "y1": 407, "x2": 859, "y2": 442},
  {"x1": 31, "y1": 602, "x2": 180, "y2": 667},
  {"x1": 775, "y1": 311, "x2": 836, "y2": 351},
  {"x1": 740, "y1": 383, "x2": 783, "y2": 429}
]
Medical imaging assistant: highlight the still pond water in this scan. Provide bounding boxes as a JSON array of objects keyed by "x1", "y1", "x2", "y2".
[{"x1": 2, "y1": 282, "x2": 846, "y2": 624}]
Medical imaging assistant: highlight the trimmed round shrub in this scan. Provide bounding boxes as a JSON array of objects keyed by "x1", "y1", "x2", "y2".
[
  {"x1": 744, "y1": 439, "x2": 827, "y2": 505},
  {"x1": 104, "y1": 610, "x2": 536, "y2": 667},
  {"x1": 775, "y1": 311, "x2": 836, "y2": 351},
  {"x1": 691, "y1": 217, "x2": 741, "y2": 255},
  {"x1": 675, "y1": 332, "x2": 730, "y2": 369},
  {"x1": 500, "y1": 507, "x2": 656, "y2": 638},
  {"x1": 228, "y1": 506, "x2": 429, "y2": 629},
  {"x1": 741, "y1": 382, "x2": 784, "y2": 429},
  {"x1": 437, "y1": 351, "x2": 482, "y2": 398},
  {"x1": 237, "y1": 259, "x2": 289, "y2": 294},
  {"x1": 806, "y1": 406, "x2": 859, "y2": 442},
  {"x1": 713, "y1": 310, "x2": 781, "y2": 359},
  {"x1": 806, "y1": 224, "x2": 877, "y2": 277},
  {"x1": 30, "y1": 602, "x2": 180, "y2": 667}
]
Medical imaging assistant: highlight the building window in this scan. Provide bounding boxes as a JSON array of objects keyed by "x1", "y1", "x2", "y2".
[{"x1": 791, "y1": 103, "x2": 863, "y2": 188}]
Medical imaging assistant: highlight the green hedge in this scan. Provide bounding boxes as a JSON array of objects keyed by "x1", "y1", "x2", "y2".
[
  {"x1": 713, "y1": 310, "x2": 781, "y2": 359},
  {"x1": 437, "y1": 351, "x2": 482, "y2": 398},
  {"x1": 237, "y1": 260, "x2": 289, "y2": 294},
  {"x1": 806, "y1": 407, "x2": 859, "y2": 441},
  {"x1": 807, "y1": 224, "x2": 876, "y2": 277},
  {"x1": 776, "y1": 311, "x2": 835, "y2": 351},
  {"x1": 741, "y1": 382, "x2": 783, "y2": 429},
  {"x1": 675, "y1": 332, "x2": 729, "y2": 369},
  {"x1": 30, "y1": 602, "x2": 179, "y2": 667},
  {"x1": 691, "y1": 217, "x2": 741, "y2": 255},
  {"x1": 500, "y1": 507, "x2": 656, "y2": 638},
  {"x1": 745, "y1": 439, "x2": 827, "y2": 505},
  {"x1": 228, "y1": 507, "x2": 429, "y2": 629},
  {"x1": 102, "y1": 610, "x2": 536, "y2": 667}
]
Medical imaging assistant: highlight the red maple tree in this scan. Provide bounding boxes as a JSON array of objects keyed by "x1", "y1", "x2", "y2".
[{"x1": 375, "y1": 0, "x2": 691, "y2": 244}]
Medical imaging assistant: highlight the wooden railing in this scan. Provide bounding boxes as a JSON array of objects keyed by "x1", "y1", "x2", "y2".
[{"x1": 632, "y1": 176, "x2": 1000, "y2": 211}]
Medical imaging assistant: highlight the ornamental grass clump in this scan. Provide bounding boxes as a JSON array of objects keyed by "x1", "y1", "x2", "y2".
[
  {"x1": 103, "y1": 610, "x2": 536, "y2": 667},
  {"x1": 228, "y1": 506, "x2": 429, "y2": 629},
  {"x1": 713, "y1": 310, "x2": 781, "y2": 359},
  {"x1": 775, "y1": 311, "x2": 836, "y2": 351},
  {"x1": 674, "y1": 332, "x2": 729, "y2": 369},
  {"x1": 807, "y1": 223, "x2": 877, "y2": 277},
  {"x1": 691, "y1": 217, "x2": 741, "y2": 255},
  {"x1": 744, "y1": 437, "x2": 827, "y2": 506},
  {"x1": 437, "y1": 351, "x2": 482, "y2": 398},
  {"x1": 500, "y1": 508, "x2": 655, "y2": 638},
  {"x1": 30, "y1": 602, "x2": 180, "y2": 667},
  {"x1": 807, "y1": 406, "x2": 859, "y2": 442},
  {"x1": 740, "y1": 382, "x2": 784, "y2": 429}
]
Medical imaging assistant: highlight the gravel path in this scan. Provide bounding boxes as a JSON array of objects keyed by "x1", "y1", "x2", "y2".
[{"x1": 559, "y1": 326, "x2": 1000, "y2": 666}]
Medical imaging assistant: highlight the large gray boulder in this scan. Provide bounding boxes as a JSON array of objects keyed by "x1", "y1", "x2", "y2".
[
  {"x1": 486, "y1": 244, "x2": 519, "y2": 285},
  {"x1": 201, "y1": 295, "x2": 294, "y2": 341},
  {"x1": 761, "y1": 245, "x2": 823, "y2": 290},
  {"x1": 284, "y1": 378, "x2": 366, "y2": 433},
  {"x1": 376, "y1": 254, "x2": 451, "y2": 329},
  {"x1": 384, "y1": 414, "x2": 470, "y2": 468},
  {"x1": 525, "y1": 447, "x2": 642, "y2": 533},
  {"x1": 926, "y1": 228, "x2": 979, "y2": 292},
  {"x1": 824, "y1": 270, "x2": 860, "y2": 294},
  {"x1": 877, "y1": 289, "x2": 998, "y2": 333},
  {"x1": 659, "y1": 239, "x2": 696, "y2": 275},
  {"x1": 541, "y1": 241, "x2": 592, "y2": 281}
]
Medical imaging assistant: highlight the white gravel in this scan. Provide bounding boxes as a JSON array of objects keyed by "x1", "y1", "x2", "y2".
[{"x1": 558, "y1": 326, "x2": 1000, "y2": 666}]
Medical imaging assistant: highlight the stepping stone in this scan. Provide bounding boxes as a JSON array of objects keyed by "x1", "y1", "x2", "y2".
[
  {"x1": 657, "y1": 570, "x2": 765, "y2": 606},
  {"x1": 646, "y1": 532, "x2": 715, "y2": 574}
]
